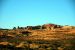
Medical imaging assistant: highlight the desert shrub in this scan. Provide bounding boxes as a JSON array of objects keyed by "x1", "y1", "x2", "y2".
[
  {"x1": 46, "y1": 47, "x2": 53, "y2": 50},
  {"x1": 64, "y1": 46, "x2": 75, "y2": 50},
  {"x1": 0, "y1": 44, "x2": 15, "y2": 50}
]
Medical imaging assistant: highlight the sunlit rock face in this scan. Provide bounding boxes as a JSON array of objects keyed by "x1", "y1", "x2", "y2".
[{"x1": 42, "y1": 24, "x2": 62, "y2": 30}]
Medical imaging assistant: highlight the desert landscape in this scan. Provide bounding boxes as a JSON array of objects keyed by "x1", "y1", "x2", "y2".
[
  {"x1": 1, "y1": 0, "x2": 75, "y2": 50},
  {"x1": 0, "y1": 23, "x2": 75, "y2": 50}
]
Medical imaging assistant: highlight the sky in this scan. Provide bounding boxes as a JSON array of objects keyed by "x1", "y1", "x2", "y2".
[{"x1": 0, "y1": 0, "x2": 75, "y2": 29}]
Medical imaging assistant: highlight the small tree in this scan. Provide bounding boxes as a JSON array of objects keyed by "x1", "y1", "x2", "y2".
[
  {"x1": 18, "y1": 26, "x2": 20, "y2": 29},
  {"x1": 13, "y1": 27, "x2": 16, "y2": 30}
]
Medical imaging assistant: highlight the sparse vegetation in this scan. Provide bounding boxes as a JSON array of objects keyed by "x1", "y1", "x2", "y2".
[{"x1": 0, "y1": 24, "x2": 75, "y2": 50}]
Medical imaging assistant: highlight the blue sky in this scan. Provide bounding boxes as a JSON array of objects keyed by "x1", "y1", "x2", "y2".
[{"x1": 0, "y1": 0, "x2": 75, "y2": 29}]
